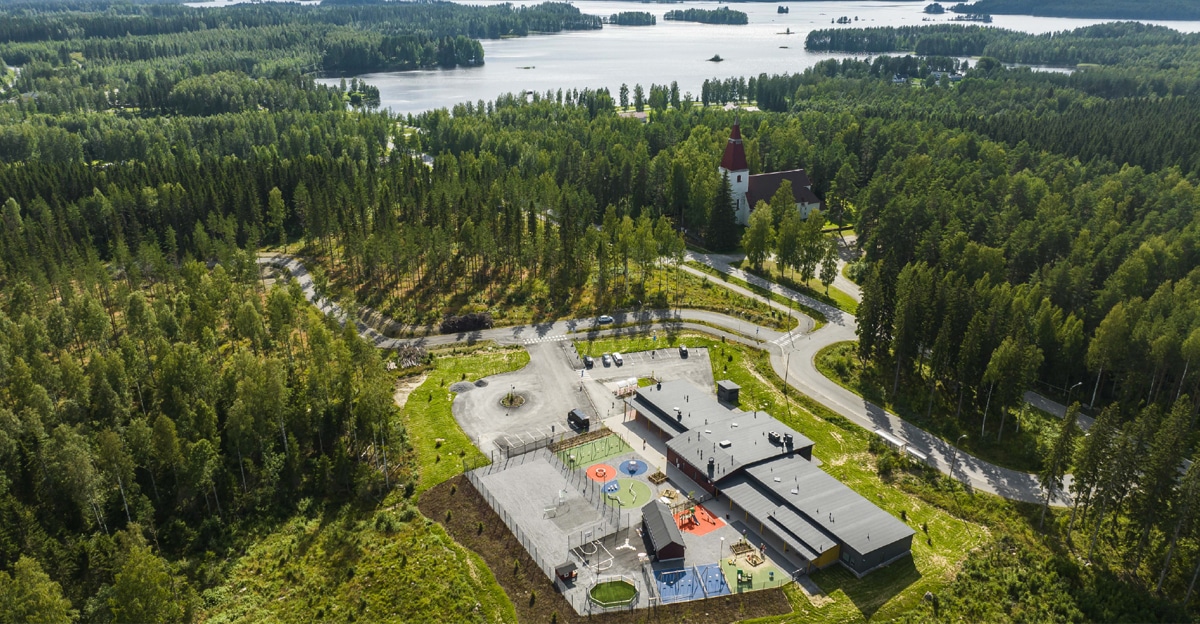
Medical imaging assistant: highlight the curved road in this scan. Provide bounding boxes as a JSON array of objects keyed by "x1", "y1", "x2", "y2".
[{"x1": 258, "y1": 254, "x2": 1066, "y2": 507}]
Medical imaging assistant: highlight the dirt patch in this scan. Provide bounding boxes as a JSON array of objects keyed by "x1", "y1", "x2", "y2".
[
  {"x1": 419, "y1": 475, "x2": 793, "y2": 624},
  {"x1": 393, "y1": 374, "x2": 429, "y2": 409}
]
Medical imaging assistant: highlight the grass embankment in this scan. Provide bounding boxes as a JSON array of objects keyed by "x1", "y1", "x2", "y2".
[
  {"x1": 815, "y1": 341, "x2": 1066, "y2": 473},
  {"x1": 685, "y1": 260, "x2": 828, "y2": 329},
  {"x1": 399, "y1": 343, "x2": 530, "y2": 494},
  {"x1": 203, "y1": 502, "x2": 514, "y2": 624},
  {"x1": 743, "y1": 258, "x2": 859, "y2": 315},
  {"x1": 204, "y1": 344, "x2": 530, "y2": 623},
  {"x1": 575, "y1": 331, "x2": 989, "y2": 623}
]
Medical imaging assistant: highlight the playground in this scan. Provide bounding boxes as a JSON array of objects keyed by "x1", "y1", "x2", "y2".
[
  {"x1": 654, "y1": 563, "x2": 731, "y2": 604},
  {"x1": 674, "y1": 503, "x2": 725, "y2": 536},
  {"x1": 558, "y1": 434, "x2": 632, "y2": 469},
  {"x1": 601, "y1": 478, "x2": 653, "y2": 508}
]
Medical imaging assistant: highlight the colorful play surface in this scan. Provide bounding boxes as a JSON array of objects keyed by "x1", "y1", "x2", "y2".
[
  {"x1": 558, "y1": 435, "x2": 632, "y2": 467},
  {"x1": 586, "y1": 463, "x2": 616, "y2": 482},
  {"x1": 674, "y1": 503, "x2": 725, "y2": 536},
  {"x1": 602, "y1": 478, "x2": 652, "y2": 508},
  {"x1": 617, "y1": 458, "x2": 648, "y2": 476},
  {"x1": 655, "y1": 563, "x2": 731, "y2": 604},
  {"x1": 721, "y1": 558, "x2": 788, "y2": 591}
]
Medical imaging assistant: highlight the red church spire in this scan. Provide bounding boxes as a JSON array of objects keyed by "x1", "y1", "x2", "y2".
[{"x1": 720, "y1": 118, "x2": 748, "y2": 171}]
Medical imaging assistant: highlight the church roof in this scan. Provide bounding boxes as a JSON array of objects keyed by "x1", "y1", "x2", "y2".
[
  {"x1": 720, "y1": 121, "x2": 749, "y2": 172},
  {"x1": 747, "y1": 170, "x2": 821, "y2": 209}
]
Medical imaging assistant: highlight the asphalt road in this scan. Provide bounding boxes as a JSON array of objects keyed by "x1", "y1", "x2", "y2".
[{"x1": 258, "y1": 253, "x2": 1068, "y2": 507}]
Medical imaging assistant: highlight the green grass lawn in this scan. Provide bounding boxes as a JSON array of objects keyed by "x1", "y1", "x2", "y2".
[
  {"x1": 745, "y1": 258, "x2": 859, "y2": 315},
  {"x1": 557, "y1": 434, "x2": 632, "y2": 467},
  {"x1": 686, "y1": 260, "x2": 828, "y2": 329},
  {"x1": 603, "y1": 478, "x2": 653, "y2": 508},
  {"x1": 815, "y1": 341, "x2": 1069, "y2": 473},
  {"x1": 574, "y1": 331, "x2": 990, "y2": 623},
  {"x1": 590, "y1": 579, "x2": 638, "y2": 605},
  {"x1": 399, "y1": 344, "x2": 530, "y2": 495}
]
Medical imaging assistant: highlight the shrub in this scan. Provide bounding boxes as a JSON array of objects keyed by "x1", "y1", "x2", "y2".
[{"x1": 440, "y1": 312, "x2": 494, "y2": 334}]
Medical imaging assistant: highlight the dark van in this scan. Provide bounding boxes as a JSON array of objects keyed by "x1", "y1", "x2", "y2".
[{"x1": 568, "y1": 408, "x2": 590, "y2": 431}]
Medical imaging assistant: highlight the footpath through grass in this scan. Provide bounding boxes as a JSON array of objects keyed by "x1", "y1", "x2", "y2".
[
  {"x1": 744, "y1": 258, "x2": 859, "y2": 315},
  {"x1": 815, "y1": 341, "x2": 1065, "y2": 473},
  {"x1": 686, "y1": 260, "x2": 828, "y2": 329},
  {"x1": 575, "y1": 330, "x2": 990, "y2": 623},
  {"x1": 401, "y1": 344, "x2": 530, "y2": 494}
]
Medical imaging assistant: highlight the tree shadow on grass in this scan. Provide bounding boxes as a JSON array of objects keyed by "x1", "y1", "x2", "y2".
[{"x1": 812, "y1": 555, "x2": 921, "y2": 620}]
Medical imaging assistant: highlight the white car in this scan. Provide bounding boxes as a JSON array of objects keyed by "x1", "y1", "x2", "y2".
[{"x1": 613, "y1": 352, "x2": 624, "y2": 366}]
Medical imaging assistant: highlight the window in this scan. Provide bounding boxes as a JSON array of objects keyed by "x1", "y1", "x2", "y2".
[{"x1": 737, "y1": 175, "x2": 742, "y2": 182}]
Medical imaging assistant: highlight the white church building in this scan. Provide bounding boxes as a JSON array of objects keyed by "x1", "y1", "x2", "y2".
[{"x1": 719, "y1": 119, "x2": 822, "y2": 226}]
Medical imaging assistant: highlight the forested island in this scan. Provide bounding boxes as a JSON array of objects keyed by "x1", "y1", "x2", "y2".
[
  {"x1": 0, "y1": 1, "x2": 603, "y2": 80},
  {"x1": 4, "y1": 0, "x2": 1200, "y2": 620},
  {"x1": 952, "y1": 0, "x2": 1200, "y2": 20},
  {"x1": 608, "y1": 11, "x2": 656, "y2": 26},
  {"x1": 664, "y1": 7, "x2": 750, "y2": 25}
]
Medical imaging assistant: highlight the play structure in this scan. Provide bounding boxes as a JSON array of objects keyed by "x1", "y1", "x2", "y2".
[{"x1": 674, "y1": 503, "x2": 724, "y2": 536}]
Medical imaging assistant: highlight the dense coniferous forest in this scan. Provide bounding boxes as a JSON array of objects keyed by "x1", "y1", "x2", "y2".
[
  {"x1": 663, "y1": 7, "x2": 749, "y2": 25},
  {"x1": 608, "y1": 11, "x2": 656, "y2": 26},
  {"x1": 3, "y1": 1, "x2": 1200, "y2": 619},
  {"x1": 951, "y1": 0, "x2": 1200, "y2": 20}
]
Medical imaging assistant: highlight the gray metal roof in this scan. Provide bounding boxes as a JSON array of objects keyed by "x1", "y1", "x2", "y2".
[
  {"x1": 717, "y1": 380, "x2": 741, "y2": 392},
  {"x1": 745, "y1": 458, "x2": 914, "y2": 555},
  {"x1": 628, "y1": 380, "x2": 740, "y2": 438},
  {"x1": 666, "y1": 414, "x2": 813, "y2": 480},
  {"x1": 641, "y1": 499, "x2": 686, "y2": 552},
  {"x1": 720, "y1": 474, "x2": 836, "y2": 561}
]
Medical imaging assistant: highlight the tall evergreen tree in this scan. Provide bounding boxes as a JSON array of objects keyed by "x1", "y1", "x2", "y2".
[{"x1": 705, "y1": 172, "x2": 738, "y2": 251}]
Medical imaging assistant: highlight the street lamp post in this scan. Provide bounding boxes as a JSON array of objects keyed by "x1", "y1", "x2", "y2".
[
  {"x1": 1066, "y1": 381, "x2": 1084, "y2": 410},
  {"x1": 952, "y1": 434, "x2": 967, "y2": 479}
]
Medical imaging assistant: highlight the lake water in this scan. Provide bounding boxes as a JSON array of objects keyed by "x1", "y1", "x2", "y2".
[{"x1": 314, "y1": 0, "x2": 1200, "y2": 114}]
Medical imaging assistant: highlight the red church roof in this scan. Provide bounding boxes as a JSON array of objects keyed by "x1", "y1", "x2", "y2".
[{"x1": 720, "y1": 120, "x2": 749, "y2": 172}]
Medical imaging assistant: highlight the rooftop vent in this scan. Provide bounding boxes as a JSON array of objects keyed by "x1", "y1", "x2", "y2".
[{"x1": 719, "y1": 440, "x2": 732, "y2": 448}]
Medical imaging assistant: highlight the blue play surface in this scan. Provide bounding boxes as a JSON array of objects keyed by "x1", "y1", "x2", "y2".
[
  {"x1": 619, "y1": 459, "x2": 648, "y2": 476},
  {"x1": 603, "y1": 480, "x2": 620, "y2": 494},
  {"x1": 655, "y1": 564, "x2": 730, "y2": 604}
]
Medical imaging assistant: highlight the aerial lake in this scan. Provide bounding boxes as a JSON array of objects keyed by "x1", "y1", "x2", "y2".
[{"x1": 309, "y1": 1, "x2": 1200, "y2": 115}]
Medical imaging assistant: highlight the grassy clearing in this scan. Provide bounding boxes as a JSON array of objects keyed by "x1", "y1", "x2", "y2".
[
  {"x1": 686, "y1": 260, "x2": 828, "y2": 329},
  {"x1": 815, "y1": 341, "x2": 1067, "y2": 473},
  {"x1": 746, "y1": 258, "x2": 859, "y2": 315},
  {"x1": 203, "y1": 502, "x2": 515, "y2": 624},
  {"x1": 574, "y1": 331, "x2": 990, "y2": 623},
  {"x1": 590, "y1": 580, "x2": 638, "y2": 605},
  {"x1": 399, "y1": 343, "x2": 530, "y2": 495}
]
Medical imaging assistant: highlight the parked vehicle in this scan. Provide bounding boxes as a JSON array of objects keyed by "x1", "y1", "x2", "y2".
[
  {"x1": 613, "y1": 352, "x2": 624, "y2": 366},
  {"x1": 584, "y1": 355, "x2": 594, "y2": 368},
  {"x1": 602, "y1": 354, "x2": 612, "y2": 366},
  {"x1": 568, "y1": 408, "x2": 590, "y2": 431},
  {"x1": 598, "y1": 314, "x2": 614, "y2": 324},
  {"x1": 679, "y1": 345, "x2": 688, "y2": 357}
]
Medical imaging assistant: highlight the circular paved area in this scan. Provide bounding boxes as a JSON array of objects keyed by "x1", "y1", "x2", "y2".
[{"x1": 587, "y1": 463, "x2": 616, "y2": 482}]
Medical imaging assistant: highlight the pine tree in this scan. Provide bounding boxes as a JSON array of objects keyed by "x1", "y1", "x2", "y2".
[
  {"x1": 1039, "y1": 402, "x2": 1079, "y2": 529},
  {"x1": 705, "y1": 172, "x2": 738, "y2": 251}
]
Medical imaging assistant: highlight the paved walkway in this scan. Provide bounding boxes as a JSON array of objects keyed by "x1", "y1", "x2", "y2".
[{"x1": 257, "y1": 253, "x2": 1068, "y2": 507}]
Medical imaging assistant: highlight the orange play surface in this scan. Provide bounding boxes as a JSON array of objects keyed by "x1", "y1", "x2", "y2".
[
  {"x1": 674, "y1": 503, "x2": 725, "y2": 536},
  {"x1": 587, "y1": 464, "x2": 616, "y2": 482}
]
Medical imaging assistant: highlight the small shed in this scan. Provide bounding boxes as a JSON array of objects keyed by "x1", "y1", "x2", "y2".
[
  {"x1": 555, "y1": 561, "x2": 578, "y2": 583},
  {"x1": 717, "y1": 380, "x2": 741, "y2": 405},
  {"x1": 641, "y1": 500, "x2": 686, "y2": 561}
]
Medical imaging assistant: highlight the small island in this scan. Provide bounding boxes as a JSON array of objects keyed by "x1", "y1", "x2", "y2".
[
  {"x1": 608, "y1": 11, "x2": 656, "y2": 26},
  {"x1": 708, "y1": 54, "x2": 724, "y2": 62},
  {"x1": 664, "y1": 7, "x2": 749, "y2": 25},
  {"x1": 924, "y1": 2, "x2": 946, "y2": 14}
]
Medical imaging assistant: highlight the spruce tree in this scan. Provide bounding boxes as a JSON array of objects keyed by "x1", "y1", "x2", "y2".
[{"x1": 706, "y1": 172, "x2": 738, "y2": 252}]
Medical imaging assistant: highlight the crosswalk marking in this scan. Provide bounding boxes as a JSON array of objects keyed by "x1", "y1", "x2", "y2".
[{"x1": 523, "y1": 335, "x2": 571, "y2": 345}]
